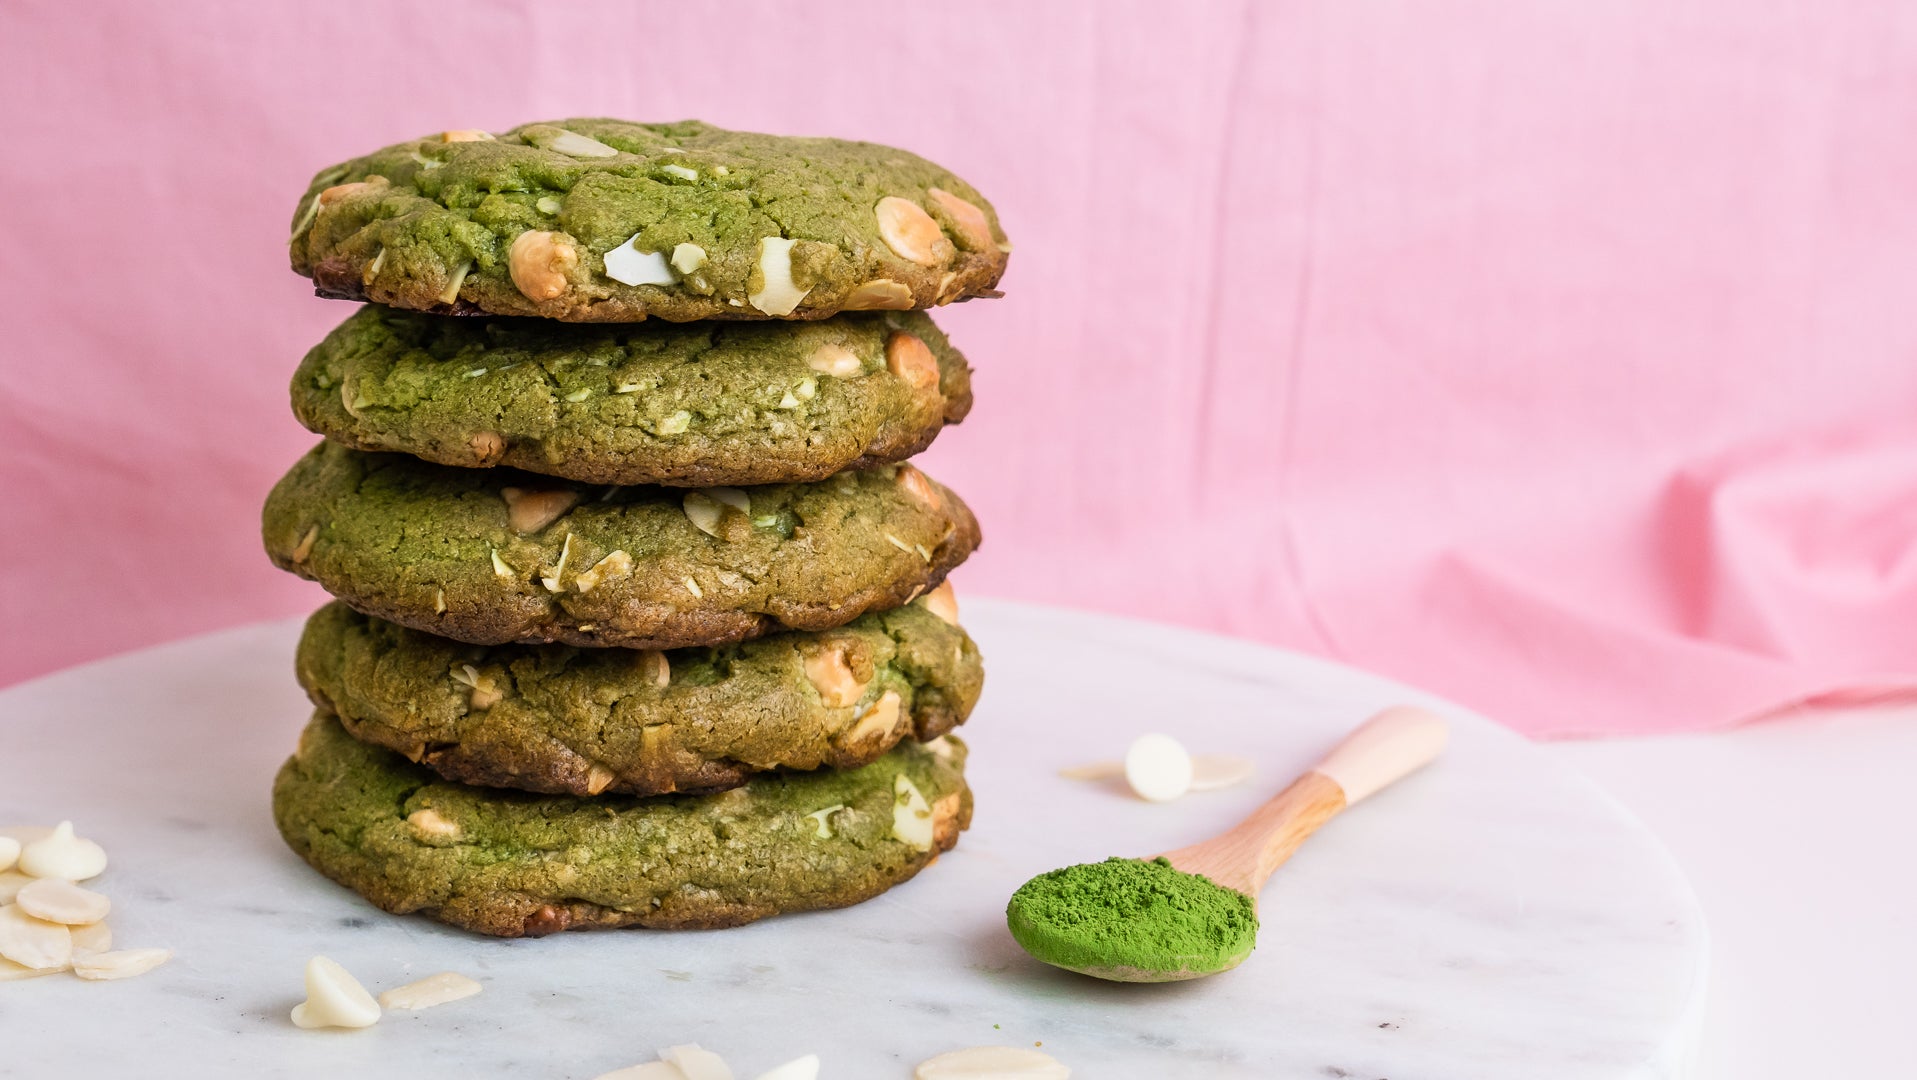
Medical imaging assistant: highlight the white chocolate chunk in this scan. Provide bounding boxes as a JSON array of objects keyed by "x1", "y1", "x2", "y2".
[
  {"x1": 378, "y1": 971, "x2": 482, "y2": 1010},
  {"x1": 670, "y1": 243, "x2": 708, "y2": 275},
  {"x1": 660, "y1": 163, "x2": 697, "y2": 181},
  {"x1": 0, "y1": 871, "x2": 28, "y2": 903},
  {"x1": 0, "y1": 904, "x2": 72, "y2": 971},
  {"x1": 0, "y1": 956, "x2": 58, "y2": 981},
  {"x1": 660, "y1": 1045, "x2": 733, "y2": 1080},
  {"x1": 754, "y1": 1056, "x2": 820, "y2": 1080},
  {"x1": 658, "y1": 410, "x2": 692, "y2": 435},
  {"x1": 15, "y1": 878, "x2": 110, "y2": 925},
  {"x1": 1189, "y1": 754, "x2": 1257, "y2": 792},
  {"x1": 1124, "y1": 733, "x2": 1194, "y2": 802},
  {"x1": 291, "y1": 955, "x2": 381, "y2": 1029},
  {"x1": 748, "y1": 236, "x2": 810, "y2": 316},
  {"x1": 574, "y1": 550, "x2": 634, "y2": 594},
  {"x1": 594, "y1": 1064, "x2": 687, "y2": 1080},
  {"x1": 605, "y1": 237, "x2": 679, "y2": 286},
  {"x1": 19, "y1": 821, "x2": 107, "y2": 881},
  {"x1": 72, "y1": 947, "x2": 171, "y2": 981},
  {"x1": 847, "y1": 691, "x2": 904, "y2": 744},
  {"x1": 70, "y1": 920, "x2": 111, "y2": 956},
  {"x1": 546, "y1": 129, "x2": 620, "y2": 158},
  {"x1": 807, "y1": 343, "x2": 864, "y2": 378},
  {"x1": 804, "y1": 805, "x2": 843, "y2": 839},
  {"x1": 892, "y1": 774, "x2": 935, "y2": 852},
  {"x1": 0, "y1": 836, "x2": 18, "y2": 872},
  {"x1": 915, "y1": 1046, "x2": 1071, "y2": 1079},
  {"x1": 683, "y1": 492, "x2": 726, "y2": 538}
]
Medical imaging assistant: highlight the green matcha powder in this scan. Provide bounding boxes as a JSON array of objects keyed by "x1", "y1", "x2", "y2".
[{"x1": 1005, "y1": 857, "x2": 1260, "y2": 979}]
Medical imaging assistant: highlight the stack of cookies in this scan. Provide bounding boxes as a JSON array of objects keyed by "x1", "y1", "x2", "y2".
[{"x1": 262, "y1": 119, "x2": 1008, "y2": 937}]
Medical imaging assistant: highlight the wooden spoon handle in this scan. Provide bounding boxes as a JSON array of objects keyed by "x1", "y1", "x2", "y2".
[{"x1": 1160, "y1": 706, "x2": 1448, "y2": 897}]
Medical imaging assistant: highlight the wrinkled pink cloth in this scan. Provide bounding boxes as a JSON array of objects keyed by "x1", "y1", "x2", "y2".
[{"x1": 3, "y1": 2, "x2": 1914, "y2": 737}]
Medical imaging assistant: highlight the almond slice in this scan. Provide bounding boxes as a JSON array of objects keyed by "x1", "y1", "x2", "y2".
[
  {"x1": 378, "y1": 971, "x2": 482, "y2": 1011},
  {"x1": 0, "y1": 903, "x2": 72, "y2": 971},
  {"x1": 14, "y1": 878, "x2": 110, "y2": 925},
  {"x1": 72, "y1": 947, "x2": 171, "y2": 981}
]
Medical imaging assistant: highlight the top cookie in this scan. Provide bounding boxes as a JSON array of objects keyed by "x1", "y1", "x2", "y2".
[{"x1": 290, "y1": 119, "x2": 1010, "y2": 322}]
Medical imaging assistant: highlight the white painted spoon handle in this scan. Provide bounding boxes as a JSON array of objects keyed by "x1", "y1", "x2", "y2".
[{"x1": 1309, "y1": 705, "x2": 1450, "y2": 805}]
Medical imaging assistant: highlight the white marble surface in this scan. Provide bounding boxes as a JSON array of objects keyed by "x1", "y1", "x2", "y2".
[{"x1": 0, "y1": 601, "x2": 1707, "y2": 1078}]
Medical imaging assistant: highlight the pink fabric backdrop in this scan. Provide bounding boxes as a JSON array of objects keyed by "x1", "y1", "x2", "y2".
[{"x1": 4, "y1": 1, "x2": 1915, "y2": 737}]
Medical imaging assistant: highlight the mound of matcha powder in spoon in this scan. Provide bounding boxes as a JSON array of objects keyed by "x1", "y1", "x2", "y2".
[{"x1": 1005, "y1": 857, "x2": 1260, "y2": 981}]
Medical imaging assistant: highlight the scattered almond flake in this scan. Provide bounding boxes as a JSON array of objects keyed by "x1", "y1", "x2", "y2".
[
  {"x1": 290, "y1": 525, "x2": 319, "y2": 563},
  {"x1": 0, "y1": 904, "x2": 71, "y2": 971},
  {"x1": 605, "y1": 236, "x2": 679, "y2": 286},
  {"x1": 0, "y1": 956, "x2": 57, "y2": 981},
  {"x1": 69, "y1": 921, "x2": 110, "y2": 957},
  {"x1": 438, "y1": 260, "x2": 472, "y2": 305},
  {"x1": 19, "y1": 822, "x2": 105, "y2": 881},
  {"x1": 748, "y1": 236, "x2": 810, "y2": 316},
  {"x1": 803, "y1": 805, "x2": 844, "y2": 839},
  {"x1": 891, "y1": 775, "x2": 934, "y2": 852},
  {"x1": 450, "y1": 664, "x2": 480, "y2": 690},
  {"x1": 14, "y1": 879, "x2": 109, "y2": 926},
  {"x1": 72, "y1": 948, "x2": 171, "y2": 981},
  {"x1": 540, "y1": 533, "x2": 576, "y2": 592},
  {"x1": 659, "y1": 1045, "x2": 733, "y2": 1080},
  {"x1": 490, "y1": 548, "x2": 515, "y2": 580},
  {"x1": 658, "y1": 410, "x2": 692, "y2": 435},
  {"x1": 291, "y1": 955, "x2": 382, "y2": 1029},
  {"x1": 378, "y1": 971, "x2": 482, "y2": 1011},
  {"x1": 545, "y1": 129, "x2": 619, "y2": 158},
  {"x1": 407, "y1": 808, "x2": 459, "y2": 840},
  {"x1": 614, "y1": 382, "x2": 644, "y2": 394},
  {"x1": 434, "y1": 588, "x2": 448, "y2": 614},
  {"x1": 914, "y1": 543, "x2": 933, "y2": 562},
  {"x1": 536, "y1": 195, "x2": 563, "y2": 215},
  {"x1": 339, "y1": 379, "x2": 362, "y2": 417},
  {"x1": 807, "y1": 343, "x2": 864, "y2": 378},
  {"x1": 884, "y1": 533, "x2": 913, "y2": 554},
  {"x1": 705, "y1": 487, "x2": 749, "y2": 513},
  {"x1": 670, "y1": 243, "x2": 708, "y2": 275},
  {"x1": 574, "y1": 549, "x2": 633, "y2": 594},
  {"x1": 915, "y1": 1047, "x2": 1068, "y2": 1079},
  {"x1": 565, "y1": 388, "x2": 593, "y2": 402},
  {"x1": 874, "y1": 196, "x2": 949, "y2": 266},
  {"x1": 290, "y1": 193, "x2": 324, "y2": 240},
  {"x1": 363, "y1": 248, "x2": 386, "y2": 283},
  {"x1": 682, "y1": 492, "x2": 726, "y2": 538},
  {"x1": 683, "y1": 576, "x2": 704, "y2": 599},
  {"x1": 660, "y1": 163, "x2": 697, "y2": 181},
  {"x1": 0, "y1": 871, "x2": 28, "y2": 903},
  {"x1": 464, "y1": 368, "x2": 488, "y2": 378}
]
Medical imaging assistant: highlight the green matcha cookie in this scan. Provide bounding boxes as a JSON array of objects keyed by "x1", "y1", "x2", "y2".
[
  {"x1": 290, "y1": 119, "x2": 1010, "y2": 322},
  {"x1": 296, "y1": 591, "x2": 982, "y2": 797},
  {"x1": 293, "y1": 305, "x2": 972, "y2": 487},
  {"x1": 264, "y1": 442, "x2": 979, "y2": 650},
  {"x1": 274, "y1": 712, "x2": 971, "y2": 936}
]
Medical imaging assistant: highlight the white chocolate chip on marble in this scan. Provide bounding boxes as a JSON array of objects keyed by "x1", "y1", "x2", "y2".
[
  {"x1": 441, "y1": 129, "x2": 494, "y2": 143},
  {"x1": 892, "y1": 774, "x2": 935, "y2": 852},
  {"x1": 885, "y1": 332, "x2": 940, "y2": 391},
  {"x1": 0, "y1": 904, "x2": 71, "y2": 971},
  {"x1": 926, "y1": 187, "x2": 995, "y2": 251},
  {"x1": 807, "y1": 343, "x2": 864, "y2": 379},
  {"x1": 1124, "y1": 733, "x2": 1194, "y2": 802},
  {"x1": 378, "y1": 971, "x2": 482, "y2": 1011},
  {"x1": 291, "y1": 955, "x2": 382, "y2": 1030},
  {"x1": 670, "y1": 243, "x2": 708, "y2": 275},
  {"x1": 915, "y1": 1046, "x2": 1070, "y2": 1079},
  {"x1": 509, "y1": 230, "x2": 580, "y2": 301},
  {"x1": 842, "y1": 279, "x2": 914, "y2": 310},
  {"x1": 605, "y1": 236, "x2": 679, "y2": 287},
  {"x1": 748, "y1": 236, "x2": 811, "y2": 316},
  {"x1": 14, "y1": 879, "x2": 110, "y2": 926},
  {"x1": 803, "y1": 644, "x2": 868, "y2": 708},
  {"x1": 18, "y1": 822, "x2": 106, "y2": 881},
  {"x1": 501, "y1": 487, "x2": 583, "y2": 534},
  {"x1": 72, "y1": 948, "x2": 171, "y2": 981},
  {"x1": 574, "y1": 549, "x2": 634, "y2": 594},
  {"x1": 875, "y1": 196, "x2": 953, "y2": 267},
  {"x1": 920, "y1": 581, "x2": 959, "y2": 625}
]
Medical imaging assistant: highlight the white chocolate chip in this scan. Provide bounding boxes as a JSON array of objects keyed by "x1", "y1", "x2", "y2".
[
  {"x1": 605, "y1": 236, "x2": 679, "y2": 287},
  {"x1": 18, "y1": 821, "x2": 106, "y2": 881},
  {"x1": 14, "y1": 879, "x2": 109, "y2": 925},
  {"x1": 407, "y1": 808, "x2": 460, "y2": 840},
  {"x1": 748, "y1": 236, "x2": 810, "y2": 316},
  {"x1": 754, "y1": 1056, "x2": 821, "y2": 1080},
  {"x1": 509, "y1": 230, "x2": 580, "y2": 301},
  {"x1": 490, "y1": 548, "x2": 515, "y2": 580},
  {"x1": 0, "y1": 836, "x2": 18, "y2": 872},
  {"x1": 875, "y1": 196, "x2": 952, "y2": 267},
  {"x1": 658, "y1": 410, "x2": 692, "y2": 435},
  {"x1": 915, "y1": 1046, "x2": 1070, "y2": 1079},
  {"x1": 0, "y1": 904, "x2": 71, "y2": 970},
  {"x1": 842, "y1": 279, "x2": 914, "y2": 310},
  {"x1": 670, "y1": 243, "x2": 708, "y2": 275},
  {"x1": 70, "y1": 920, "x2": 111, "y2": 957},
  {"x1": 543, "y1": 129, "x2": 620, "y2": 158},
  {"x1": 920, "y1": 580, "x2": 959, "y2": 625},
  {"x1": 803, "y1": 805, "x2": 843, "y2": 839},
  {"x1": 574, "y1": 549, "x2": 634, "y2": 594},
  {"x1": 536, "y1": 195, "x2": 563, "y2": 214},
  {"x1": 1124, "y1": 733, "x2": 1194, "y2": 802},
  {"x1": 378, "y1": 971, "x2": 482, "y2": 1011},
  {"x1": 807, "y1": 343, "x2": 864, "y2": 378},
  {"x1": 660, "y1": 1045, "x2": 733, "y2": 1080},
  {"x1": 885, "y1": 332, "x2": 941, "y2": 391},
  {"x1": 501, "y1": 487, "x2": 582, "y2": 533},
  {"x1": 565, "y1": 388, "x2": 593, "y2": 402},
  {"x1": 683, "y1": 576, "x2": 704, "y2": 599},
  {"x1": 72, "y1": 948, "x2": 171, "y2": 981},
  {"x1": 659, "y1": 163, "x2": 698, "y2": 181},
  {"x1": 846, "y1": 691, "x2": 904, "y2": 744},
  {"x1": 291, "y1": 955, "x2": 382, "y2": 1029},
  {"x1": 892, "y1": 774, "x2": 935, "y2": 852},
  {"x1": 803, "y1": 644, "x2": 868, "y2": 708}
]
